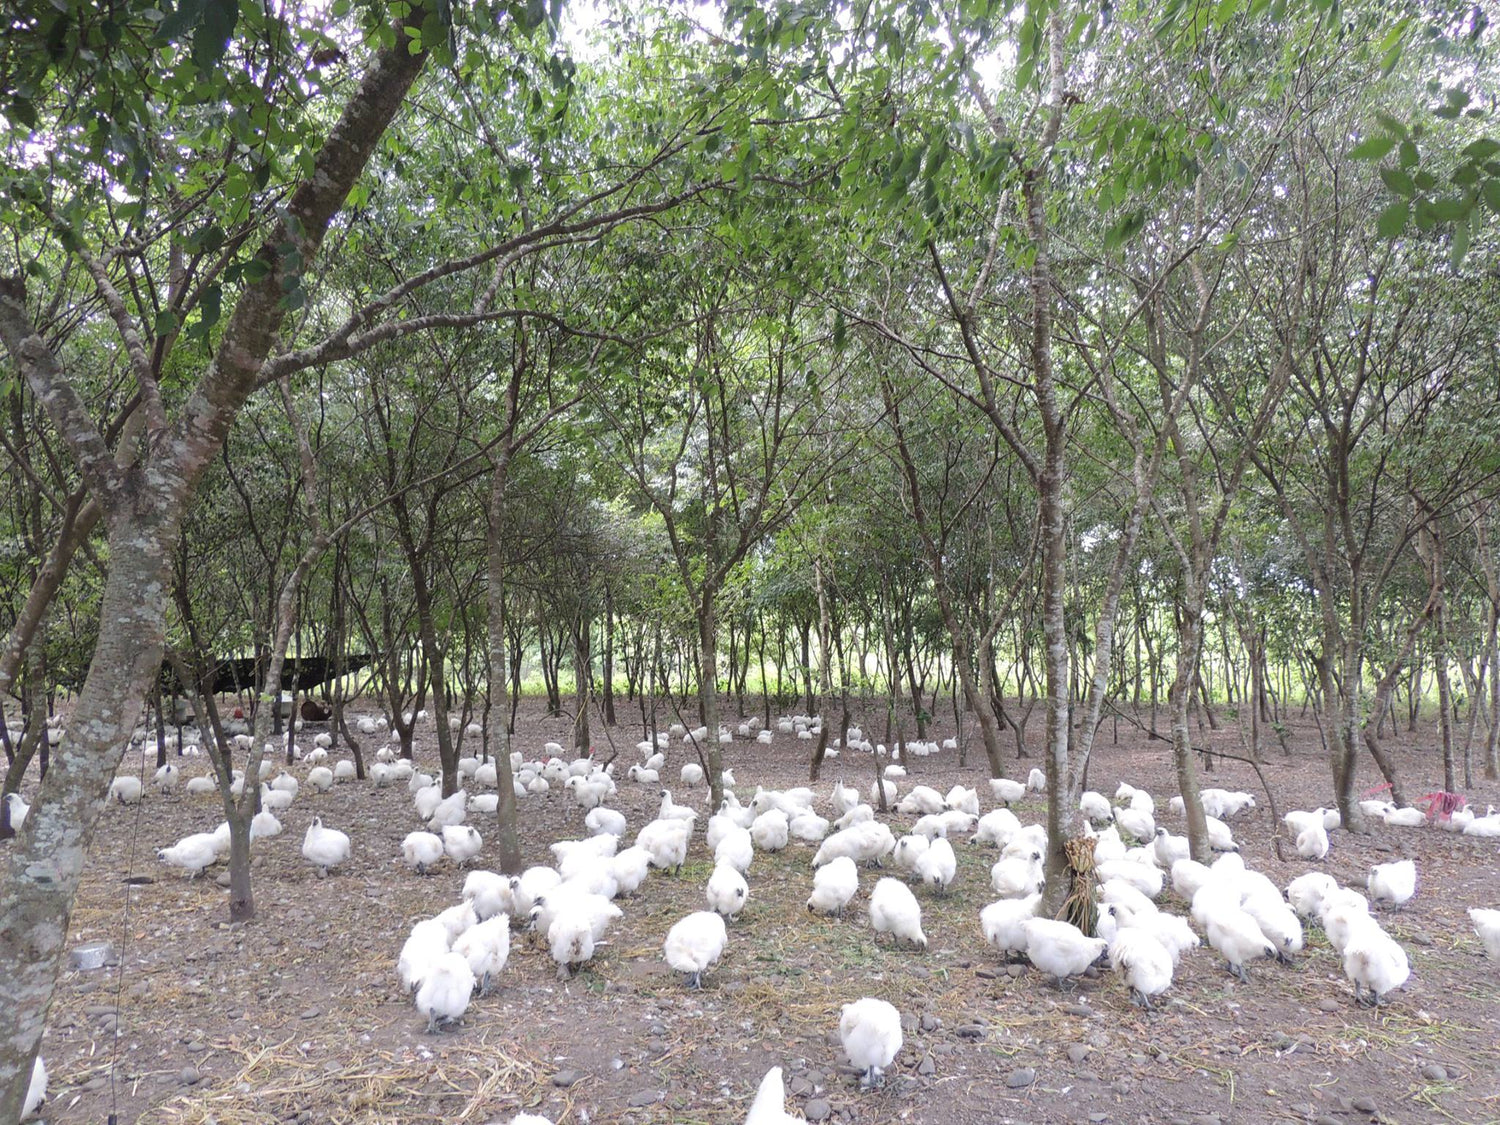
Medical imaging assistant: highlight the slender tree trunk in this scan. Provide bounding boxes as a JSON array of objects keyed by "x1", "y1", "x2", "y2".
[
  {"x1": 486, "y1": 457, "x2": 522, "y2": 873},
  {"x1": 699, "y1": 595, "x2": 725, "y2": 810}
]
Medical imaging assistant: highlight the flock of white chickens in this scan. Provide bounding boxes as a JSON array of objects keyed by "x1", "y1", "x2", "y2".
[{"x1": 9, "y1": 707, "x2": 1495, "y2": 1124}]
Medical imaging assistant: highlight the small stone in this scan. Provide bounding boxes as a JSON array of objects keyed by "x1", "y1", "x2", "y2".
[
  {"x1": 1067, "y1": 1044, "x2": 1092, "y2": 1064},
  {"x1": 917, "y1": 1054, "x2": 936, "y2": 1076},
  {"x1": 215, "y1": 872, "x2": 232, "y2": 888},
  {"x1": 1006, "y1": 964, "x2": 1026, "y2": 978},
  {"x1": 179, "y1": 1067, "x2": 201, "y2": 1086},
  {"x1": 1315, "y1": 1116, "x2": 1342, "y2": 1125},
  {"x1": 790, "y1": 1076, "x2": 814, "y2": 1096},
  {"x1": 1421, "y1": 1063, "x2": 1448, "y2": 1082},
  {"x1": 647, "y1": 1039, "x2": 667, "y2": 1055},
  {"x1": 804, "y1": 1098, "x2": 832, "y2": 1121},
  {"x1": 956, "y1": 1025, "x2": 985, "y2": 1040},
  {"x1": 1005, "y1": 1067, "x2": 1035, "y2": 1089},
  {"x1": 649, "y1": 1023, "x2": 666, "y2": 1036},
  {"x1": 628, "y1": 1090, "x2": 658, "y2": 1107},
  {"x1": 975, "y1": 969, "x2": 998, "y2": 980},
  {"x1": 1316, "y1": 998, "x2": 1340, "y2": 1013},
  {"x1": 805, "y1": 1069, "x2": 824, "y2": 1085},
  {"x1": 920, "y1": 1014, "x2": 941, "y2": 1032},
  {"x1": 1062, "y1": 1002, "x2": 1092, "y2": 1018},
  {"x1": 901, "y1": 1014, "x2": 919, "y2": 1034},
  {"x1": 1352, "y1": 1096, "x2": 1377, "y2": 1113},
  {"x1": 1409, "y1": 932, "x2": 1435, "y2": 947},
  {"x1": 551, "y1": 1070, "x2": 579, "y2": 1088},
  {"x1": 299, "y1": 1008, "x2": 321, "y2": 1020},
  {"x1": 1191, "y1": 1116, "x2": 1221, "y2": 1125},
  {"x1": 932, "y1": 1044, "x2": 954, "y2": 1057},
  {"x1": 1088, "y1": 1115, "x2": 1108, "y2": 1124}
]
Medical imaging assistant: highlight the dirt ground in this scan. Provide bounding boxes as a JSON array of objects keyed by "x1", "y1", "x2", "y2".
[{"x1": 18, "y1": 697, "x2": 1500, "y2": 1125}]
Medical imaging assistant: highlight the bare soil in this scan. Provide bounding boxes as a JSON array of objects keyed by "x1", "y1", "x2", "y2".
[{"x1": 21, "y1": 698, "x2": 1500, "y2": 1125}]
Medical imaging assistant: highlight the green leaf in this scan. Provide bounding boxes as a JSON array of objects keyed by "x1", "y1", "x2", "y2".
[
  {"x1": 1461, "y1": 138, "x2": 1500, "y2": 161},
  {"x1": 1450, "y1": 220, "x2": 1470, "y2": 267},
  {"x1": 154, "y1": 310, "x2": 179, "y2": 336},
  {"x1": 1482, "y1": 178, "x2": 1500, "y2": 213},
  {"x1": 1375, "y1": 200, "x2": 1408, "y2": 238},
  {"x1": 1379, "y1": 167, "x2": 1415, "y2": 196},
  {"x1": 1348, "y1": 135, "x2": 1396, "y2": 160},
  {"x1": 1397, "y1": 140, "x2": 1419, "y2": 168},
  {"x1": 192, "y1": 0, "x2": 239, "y2": 69}
]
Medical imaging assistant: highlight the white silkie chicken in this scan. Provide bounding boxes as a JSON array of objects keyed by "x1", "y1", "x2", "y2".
[
  {"x1": 468, "y1": 794, "x2": 500, "y2": 814},
  {"x1": 715, "y1": 827, "x2": 754, "y2": 875},
  {"x1": 1296, "y1": 822, "x2": 1330, "y2": 860},
  {"x1": 427, "y1": 789, "x2": 468, "y2": 829},
  {"x1": 548, "y1": 904, "x2": 604, "y2": 979},
  {"x1": 706, "y1": 862, "x2": 749, "y2": 920},
  {"x1": 512, "y1": 866, "x2": 562, "y2": 916},
  {"x1": 1021, "y1": 918, "x2": 1107, "y2": 988},
  {"x1": 1342, "y1": 928, "x2": 1409, "y2": 1006},
  {"x1": 656, "y1": 789, "x2": 698, "y2": 826},
  {"x1": 398, "y1": 918, "x2": 451, "y2": 993},
  {"x1": 260, "y1": 784, "x2": 294, "y2": 813},
  {"x1": 249, "y1": 810, "x2": 283, "y2": 840},
  {"x1": 414, "y1": 950, "x2": 474, "y2": 1031},
  {"x1": 585, "y1": 807, "x2": 628, "y2": 838},
  {"x1": 991, "y1": 852, "x2": 1044, "y2": 899},
  {"x1": 664, "y1": 910, "x2": 728, "y2": 988},
  {"x1": 23, "y1": 1055, "x2": 46, "y2": 1119},
  {"x1": 464, "y1": 871, "x2": 516, "y2": 921},
  {"x1": 403, "y1": 831, "x2": 445, "y2": 874},
  {"x1": 915, "y1": 836, "x2": 957, "y2": 894},
  {"x1": 751, "y1": 810, "x2": 790, "y2": 852},
  {"x1": 833, "y1": 803, "x2": 874, "y2": 831},
  {"x1": 5, "y1": 792, "x2": 29, "y2": 831},
  {"x1": 807, "y1": 855, "x2": 859, "y2": 917},
  {"x1": 1285, "y1": 872, "x2": 1340, "y2": 921},
  {"x1": 744, "y1": 1066, "x2": 807, "y2": 1125},
  {"x1": 1203, "y1": 816, "x2": 1238, "y2": 852},
  {"x1": 868, "y1": 877, "x2": 927, "y2": 948},
  {"x1": 989, "y1": 777, "x2": 1026, "y2": 805},
  {"x1": 1152, "y1": 828, "x2": 1189, "y2": 867},
  {"x1": 434, "y1": 901, "x2": 478, "y2": 943},
  {"x1": 637, "y1": 819, "x2": 691, "y2": 872},
  {"x1": 1026, "y1": 767, "x2": 1046, "y2": 792},
  {"x1": 681, "y1": 763, "x2": 705, "y2": 786},
  {"x1": 154, "y1": 762, "x2": 180, "y2": 793},
  {"x1": 1126, "y1": 911, "x2": 1201, "y2": 966},
  {"x1": 972, "y1": 808, "x2": 1022, "y2": 847},
  {"x1": 1113, "y1": 804, "x2": 1156, "y2": 842},
  {"x1": 788, "y1": 809, "x2": 830, "y2": 843},
  {"x1": 306, "y1": 766, "x2": 334, "y2": 792},
  {"x1": 269, "y1": 772, "x2": 299, "y2": 797},
  {"x1": 186, "y1": 776, "x2": 217, "y2": 796},
  {"x1": 333, "y1": 760, "x2": 356, "y2": 782},
  {"x1": 869, "y1": 778, "x2": 897, "y2": 805},
  {"x1": 157, "y1": 832, "x2": 220, "y2": 878},
  {"x1": 563, "y1": 774, "x2": 609, "y2": 810},
  {"x1": 1468, "y1": 908, "x2": 1500, "y2": 958},
  {"x1": 895, "y1": 785, "x2": 946, "y2": 816},
  {"x1": 1108, "y1": 927, "x2": 1175, "y2": 1009},
  {"x1": 1368, "y1": 860, "x2": 1416, "y2": 909},
  {"x1": 1205, "y1": 904, "x2": 1277, "y2": 981},
  {"x1": 892, "y1": 834, "x2": 929, "y2": 874},
  {"x1": 1170, "y1": 858, "x2": 1213, "y2": 901},
  {"x1": 443, "y1": 824, "x2": 483, "y2": 866},
  {"x1": 945, "y1": 785, "x2": 980, "y2": 816},
  {"x1": 1382, "y1": 805, "x2": 1428, "y2": 828},
  {"x1": 110, "y1": 776, "x2": 144, "y2": 805},
  {"x1": 839, "y1": 997, "x2": 903, "y2": 1087},
  {"x1": 813, "y1": 821, "x2": 895, "y2": 868},
  {"x1": 302, "y1": 817, "x2": 350, "y2": 876},
  {"x1": 1079, "y1": 791, "x2": 1112, "y2": 823},
  {"x1": 980, "y1": 893, "x2": 1041, "y2": 960},
  {"x1": 1096, "y1": 859, "x2": 1163, "y2": 899},
  {"x1": 831, "y1": 780, "x2": 859, "y2": 815},
  {"x1": 611, "y1": 846, "x2": 652, "y2": 896}
]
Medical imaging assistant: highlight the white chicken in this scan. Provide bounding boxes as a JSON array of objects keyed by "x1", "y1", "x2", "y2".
[
  {"x1": 414, "y1": 950, "x2": 474, "y2": 1031},
  {"x1": 868, "y1": 877, "x2": 926, "y2": 948},
  {"x1": 664, "y1": 910, "x2": 728, "y2": 988},
  {"x1": 807, "y1": 855, "x2": 859, "y2": 917},
  {"x1": 839, "y1": 997, "x2": 903, "y2": 1087},
  {"x1": 302, "y1": 817, "x2": 350, "y2": 876}
]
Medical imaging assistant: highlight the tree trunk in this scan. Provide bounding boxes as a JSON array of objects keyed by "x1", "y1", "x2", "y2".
[
  {"x1": 486, "y1": 458, "x2": 522, "y2": 873},
  {"x1": 698, "y1": 596, "x2": 725, "y2": 810}
]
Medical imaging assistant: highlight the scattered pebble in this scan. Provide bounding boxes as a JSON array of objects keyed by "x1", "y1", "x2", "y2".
[
  {"x1": 804, "y1": 1098, "x2": 831, "y2": 1121},
  {"x1": 1005, "y1": 1067, "x2": 1035, "y2": 1089},
  {"x1": 1421, "y1": 1063, "x2": 1448, "y2": 1082}
]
